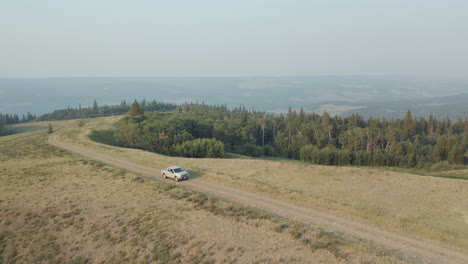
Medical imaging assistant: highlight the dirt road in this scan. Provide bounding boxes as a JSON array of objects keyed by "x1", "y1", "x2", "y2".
[{"x1": 48, "y1": 135, "x2": 468, "y2": 264}]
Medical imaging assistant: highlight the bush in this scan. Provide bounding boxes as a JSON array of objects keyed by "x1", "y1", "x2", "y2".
[
  {"x1": 262, "y1": 145, "x2": 275, "y2": 156},
  {"x1": 47, "y1": 123, "x2": 53, "y2": 134},
  {"x1": 354, "y1": 151, "x2": 371, "y2": 166},
  {"x1": 173, "y1": 138, "x2": 225, "y2": 158},
  {"x1": 337, "y1": 149, "x2": 352, "y2": 166},
  {"x1": 318, "y1": 146, "x2": 338, "y2": 165},
  {"x1": 448, "y1": 144, "x2": 465, "y2": 165},
  {"x1": 429, "y1": 161, "x2": 464, "y2": 172},
  {"x1": 234, "y1": 143, "x2": 263, "y2": 157},
  {"x1": 89, "y1": 129, "x2": 117, "y2": 145},
  {"x1": 299, "y1": 144, "x2": 316, "y2": 162}
]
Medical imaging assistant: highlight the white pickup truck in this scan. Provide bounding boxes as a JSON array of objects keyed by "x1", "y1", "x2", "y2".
[{"x1": 161, "y1": 166, "x2": 189, "y2": 182}]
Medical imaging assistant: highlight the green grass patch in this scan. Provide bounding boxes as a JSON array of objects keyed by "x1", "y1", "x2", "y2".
[
  {"x1": 88, "y1": 129, "x2": 117, "y2": 146},
  {"x1": 259, "y1": 154, "x2": 468, "y2": 180},
  {"x1": 11, "y1": 125, "x2": 47, "y2": 134},
  {"x1": 224, "y1": 153, "x2": 252, "y2": 159},
  {"x1": 0, "y1": 135, "x2": 66, "y2": 161},
  {"x1": 370, "y1": 164, "x2": 468, "y2": 180},
  {"x1": 0, "y1": 126, "x2": 49, "y2": 142}
]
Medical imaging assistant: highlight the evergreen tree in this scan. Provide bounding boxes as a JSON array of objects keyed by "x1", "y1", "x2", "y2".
[
  {"x1": 321, "y1": 111, "x2": 332, "y2": 142},
  {"x1": 110, "y1": 103, "x2": 466, "y2": 168},
  {"x1": 129, "y1": 101, "x2": 145, "y2": 117},
  {"x1": 47, "y1": 123, "x2": 53, "y2": 134},
  {"x1": 403, "y1": 110, "x2": 414, "y2": 139},
  {"x1": 448, "y1": 144, "x2": 465, "y2": 164},
  {"x1": 0, "y1": 116, "x2": 4, "y2": 133},
  {"x1": 92, "y1": 100, "x2": 98, "y2": 111}
]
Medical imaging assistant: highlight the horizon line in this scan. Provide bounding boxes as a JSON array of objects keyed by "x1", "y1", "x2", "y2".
[{"x1": 0, "y1": 74, "x2": 466, "y2": 80}]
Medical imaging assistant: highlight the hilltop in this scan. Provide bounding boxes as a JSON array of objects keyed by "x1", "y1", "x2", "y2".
[{"x1": 1, "y1": 116, "x2": 467, "y2": 263}]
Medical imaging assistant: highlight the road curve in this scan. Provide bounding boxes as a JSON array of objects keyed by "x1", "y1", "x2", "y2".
[{"x1": 48, "y1": 135, "x2": 468, "y2": 264}]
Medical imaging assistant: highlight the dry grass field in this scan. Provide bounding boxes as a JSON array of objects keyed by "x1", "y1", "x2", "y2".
[
  {"x1": 1, "y1": 116, "x2": 467, "y2": 263},
  {"x1": 0, "y1": 120, "x2": 408, "y2": 263},
  {"x1": 71, "y1": 117, "x2": 468, "y2": 251}
]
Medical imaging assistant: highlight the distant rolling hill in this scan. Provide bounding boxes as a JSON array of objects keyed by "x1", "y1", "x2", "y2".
[
  {"x1": 340, "y1": 93, "x2": 468, "y2": 120},
  {"x1": 0, "y1": 76, "x2": 467, "y2": 120}
]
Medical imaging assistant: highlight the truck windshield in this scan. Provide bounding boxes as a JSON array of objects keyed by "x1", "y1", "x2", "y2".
[{"x1": 174, "y1": 168, "x2": 183, "y2": 172}]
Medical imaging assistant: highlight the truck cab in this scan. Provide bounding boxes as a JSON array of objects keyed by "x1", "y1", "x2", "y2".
[{"x1": 161, "y1": 166, "x2": 189, "y2": 181}]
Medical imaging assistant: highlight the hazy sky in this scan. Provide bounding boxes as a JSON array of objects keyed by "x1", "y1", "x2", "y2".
[{"x1": 1, "y1": 0, "x2": 468, "y2": 78}]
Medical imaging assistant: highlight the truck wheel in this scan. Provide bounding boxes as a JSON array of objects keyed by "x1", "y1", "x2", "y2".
[
  {"x1": 175, "y1": 177, "x2": 179, "y2": 182},
  {"x1": 162, "y1": 173, "x2": 167, "y2": 179}
]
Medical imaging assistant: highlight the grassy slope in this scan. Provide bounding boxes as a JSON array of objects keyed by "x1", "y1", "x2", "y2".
[
  {"x1": 0, "y1": 120, "x2": 408, "y2": 263},
  {"x1": 71, "y1": 117, "x2": 468, "y2": 252}
]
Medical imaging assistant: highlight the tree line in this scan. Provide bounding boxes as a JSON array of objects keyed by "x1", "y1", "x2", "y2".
[
  {"x1": 0, "y1": 112, "x2": 37, "y2": 125},
  {"x1": 37, "y1": 99, "x2": 177, "y2": 121},
  {"x1": 114, "y1": 102, "x2": 226, "y2": 158},
  {"x1": 0, "y1": 112, "x2": 37, "y2": 135},
  {"x1": 113, "y1": 103, "x2": 467, "y2": 168},
  {"x1": 0, "y1": 99, "x2": 176, "y2": 136}
]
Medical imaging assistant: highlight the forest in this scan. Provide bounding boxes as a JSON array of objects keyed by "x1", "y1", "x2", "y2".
[
  {"x1": 0, "y1": 112, "x2": 37, "y2": 135},
  {"x1": 37, "y1": 99, "x2": 177, "y2": 121},
  {"x1": 1, "y1": 99, "x2": 176, "y2": 136},
  {"x1": 114, "y1": 102, "x2": 467, "y2": 168}
]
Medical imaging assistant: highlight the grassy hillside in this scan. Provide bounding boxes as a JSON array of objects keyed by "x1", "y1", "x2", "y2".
[
  {"x1": 76, "y1": 118, "x2": 468, "y2": 251},
  {"x1": 0, "y1": 119, "x2": 411, "y2": 263}
]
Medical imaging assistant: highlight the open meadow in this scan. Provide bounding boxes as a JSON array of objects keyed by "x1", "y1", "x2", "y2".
[
  {"x1": 70, "y1": 117, "x2": 468, "y2": 251},
  {"x1": 1, "y1": 117, "x2": 467, "y2": 263},
  {"x1": 2, "y1": 122, "x2": 378, "y2": 263}
]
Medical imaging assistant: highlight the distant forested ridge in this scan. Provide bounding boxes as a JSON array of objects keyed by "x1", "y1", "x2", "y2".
[
  {"x1": 114, "y1": 104, "x2": 467, "y2": 168},
  {"x1": 37, "y1": 99, "x2": 177, "y2": 121},
  {"x1": 2, "y1": 77, "x2": 468, "y2": 120}
]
